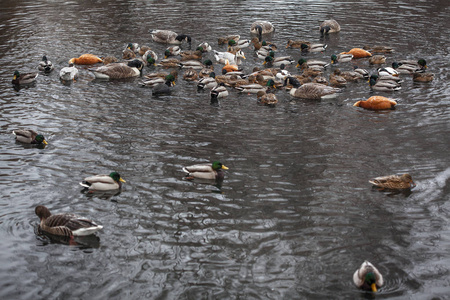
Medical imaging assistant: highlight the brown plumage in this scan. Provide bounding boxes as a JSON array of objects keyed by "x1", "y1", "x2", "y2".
[
  {"x1": 369, "y1": 55, "x2": 386, "y2": 65},
  {"x1": 329, "y1": 71, "x2": 347, "y2": 87},
  {"x1": 369, "y1": 173, "x2": 416, "y2": 189},
  {"x1": 183, "y1": 68, "x2": 198, "y2": 81},
  {"x1": 413, "y1": 71, "x2": 434, "y2": 82},
  {"x1": 257, "y1": 91, "x2": 278, "y2": 106},
  {"x1": 286, "y1": 39, "x2": 310, "y2": 49},
  {"x1": 353, "y1": 96, "x2": 397, "y2": 110},
  {"x1": 180, "y1": 50, "x2": 203, "y2": 61}
]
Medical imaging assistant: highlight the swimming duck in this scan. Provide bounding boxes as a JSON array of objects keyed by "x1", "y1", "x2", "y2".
[
  {"x1": 180, "y1": 60, "x2": 206, "y2": 69},
  {"x1": 369, "y1": 173, "x2": 416, "y2": 189},
  {"x1": 150, "y1": 30, "x2": 192, "y2": 47},
  {"x1": 319, "y1": 19, "x2": 341, "y2": 35},
  {"x1": 353, "y1": 66, "x2": 369, "y2": 79},
  {"x1": 38, "y1": 55, "x2": 54, "y2": 73},
  {"x1": 289, "y1": 82, "x2": 340, "y2": 100},
  {"x1": 101, "y1": 56, "x2": 119, "y2": 65},
  {"x1": 399, "y1": 58, "x2": 427, "y2": 69},
  {"x1": 183, "y1": 68, "x2": 198, "y2": 81},
  {"x1": 122, "y1": 49, "x2": 136, "y2": 60},
  {"x1": 231, "y1": 39, "x2": 251, "y2": 49},
  {"x1": 353, "y1": 261, "x2": 384, "y2": 292},
  {"x1": 182, "y1": 161, "x2": 229, "y2": 180},
  {"x1": 142, "y1": 76, "x2": 166, "y2": 87},
  {"x1": 296, "y1": 58, "x2": 329, "y2": 71},
  {"x1": 363, "y1": 45, "x2": 394, "y2": 53},
  {"x1": 251, "y1": 20, "x2": 275, "y2": 41},
  {"x1": 210, "y1": 83, "x2": 229, "y2": 101},
  {"x1": 329, "y1": 71, "x2": 347, "y2": 87},
  {"x1": 152, "y1": 75, "x2": 176, "y2": 96},
  {"x1": 353, "y1": 96, "x2": 397, "y2": 110},
  {"x1": 215, "y1": 74, "x2": 248, "y2": 87},
  {"x1": 391, "y1": 62, "x2": 418, "y2": 74},
  {"x1": 164, "y1": 46, "x2": 181, "y2": 58},
  {"x1": 12, "y1": 70, "x2": 38, "y2": 85},
  {"x1": 158, "y1": 58, "x2": 182, "y2": 68},
  {"x1": 180, "y1": 48, "x2": 203, "y2": 61},
  {"x1": 286, "y1": 39, "x2": 311, "y2": 49},
  {"x1": 236, "y1": 79, "x2": 276, "y2": 94},
  {"x1": 138, "y1": 45, "x2": 151, "y2": 56},
  {"x1": 35, "y1": 205, "x2": 103, "y2": 237},
  {"x1": 377, "y1": 67, "x2": 399, "y2": 78},
  {"x1": 369, "y1": 55, "x2": 386, "y2": 65},
  {"x1": 413, "y1": 70, "x2": 434, "y2": 82},
  {"x1": 12, "y1": 129, "x2": 48, "y2": 145},
  {"x1": 198, "y1": 60, "x2": 214, "y2": 78},
  {"x1": 333, "y1": 68, "x2": 360, "y2": 82},
  {"x1": 142, "y1": 50, "x2": 158, "y2": 65},
  {"x1": 197, "y1": 72, "x2": 217, "y2": 90},
  {"x1": 125, "y1": 42, "x2": 139, "y2": 53},
  {"x1": 80, "y1": 171, "x2": 126, "y2": 191},
  {"x1": 197, "y1": 42, "x2": 212, "y2": 52},
  {"x1": 264, "y1": 55, "x2": 294, "y2": 67},
  {"x1": 301, "y1": 43, "x2": 327, "y2": 53},
  {"x1": 340, "y1": 48, "x2": 372, "y2": 58},
  {"x1": 214, "y1": 49, "x2": 246, "y2": 65},
  {"x1": 218, "y1": 35, "x2": 240, "y2": 45},
  {"x1": 59, "y1": 64, "x2": 79, "y2": 81},
  {"x1": 256, "y1": 90, "x2": 278, "y2": 106},
  {"x1": 331, "y1": 53, "x2": 353, "y2": 64},
  {"x1": 89, "y1": 60, "x2": 144, "y2": 79},
  {"x1": 69, "y1": 54, "x2": 103, "y2": 65},
  {"x1": 369, "y1": 75, "x2": 401, "y2": 91}
]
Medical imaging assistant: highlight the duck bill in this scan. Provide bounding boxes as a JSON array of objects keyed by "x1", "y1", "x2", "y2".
[
  {"x1": 221, "y1": 165, "x2": 229, "y2": 170},
  {"x1": 295, "y1": 63, "x2": 300, "y2": 68},
  {"x1": 119, "y1": 178, "x2": 126, "y2": 183},
  {"x1": 263, "y1": 61, "x2": 267, "y2": 65},
  {"x1": 13, "y1": 75, "x2": 17, "y2": 80},
  {"x1": 43, "y1": 140, "x2": 48, "y2": 145},
  {"x1": 371, "y1": 283, "x2": 377, "y2": 292}
]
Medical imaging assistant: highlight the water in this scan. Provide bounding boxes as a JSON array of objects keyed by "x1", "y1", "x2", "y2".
[{"x1": 0, "y1": 0, "x2": 449, "y2": 299}]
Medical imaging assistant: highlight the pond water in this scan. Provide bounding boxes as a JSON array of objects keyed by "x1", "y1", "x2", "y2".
[{"x1": 0, "y1": 0, "x2": 449, "y2": 299}]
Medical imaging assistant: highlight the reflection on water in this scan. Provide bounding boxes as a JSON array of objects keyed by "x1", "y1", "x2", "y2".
[{"x1": 0, "y1": 0, "x2": 449, "y2": 299}]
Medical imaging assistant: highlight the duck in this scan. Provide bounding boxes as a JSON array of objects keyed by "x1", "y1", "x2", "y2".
[
  {"x1": 38, "y1": 55, "x2": 54, "y2": 73},
  {"x1": 142, "y1": 50, "x2": 158, "y2": 65},
  {"x1": 333, "y1": 68, "x2": 360, "y2": 82},
  {"x1": 198, "y1": 60, "x2": 214, "y2": 78},
  {"x1": 152, "y1": 75, "x2": 176, "y2": 96},
  {"x1": 369, "y1": 75, "x2": 401, "y2": 91},
  {"x1": 101, "y1": 56, "x2": 119, "y2": 65},
  {"x1": 197, "y1": 72, "x2": 217, "y2": 90},
  {"x1": 250, "y1": 20, "x2": 275, "y2": 41},
  {"x1": 80, "y1": 171, "x2": 126, "y2": 191},
  {"x1": 125, "y1": 42, "x2": 139, "y2": 53},
  {"x1": 331, "y1": 53, "x2": 353, "y2": 64},
  {"x1": 289, "y1": 82, "x2": 340, "y2": 100},
  {"x1": 138, "y1": 45, "x2": 151, "y2": 56},
  {"x1": 329, "y1": 71, "x2": 347, "y2": 87},
  {"x1": 353, "y1": 96, "x2": 397, "y2": 110},
  {"x1": 214, "y1": 49, "x2": 246, "y2": 65},
  {"x1": 263, "y1": 55, "x2": 294, "y2": 67},
  {"x1": 319, "y1": 19, "x2": 341, "y2": 35},
  {"x1": 164, "y1": 46, "x2": 181, "y2": 58},
  {"x1": 122, "y1": 49, "x2": 136, "y2": 60},
  {"x1": 256, "y1": 90, "x2": 278, "y2": 106},
  {"x1": 391, "y1": 62, "x2": 418, "y2": 74},
  {"x1": 340, "y1": 48, "x2": 372, "y2": 58},
  {"x1": 35, "y1": 205, "x2": 103, "y2": 237},
  {"x1": 227, "y1": 39, "x2": 251, "y2": 51},
  {"x1": 301, "y1": 43, "x2": 327, "y2": 53},
  {"x1": 377, "y1": 67, "x2": 399, "y2": 78},
  {"x1": 312, "y1": 76, "x2": 328, "y2": 85},
  {"x1": 399, "y1": 58, "x2": 427, "y2": 69},
  {"x1": 218, "y1": 34, "x2": 240, "y2": 45},
  {"x1": 286, "y1": 39, "x2": 311, "y2": 49},
  {"x1": 353, "y1": 66, "x2": 369, "y2": 79},
  {"x1": 158, "y1": 58, "x2": 182, "y2": 68},
  {"x1": 183, "y1": 68, "x2": 198, "y2": 81},
  {"x1": 296, "y1": 58, "x2": 329, "y2": 71},
  {"x1": 89, "y1": 60, "x2": 144, "y2": 79},
  {"x1": 142, "y1": 76, "x2": 165, "y2": 87},
  {"x1": 353, "y1": 261, "x2": 384, "y2": 292},
  {"x1": 180, "y1": 48, "x2": 203, "y2": 61},
  {"x1": 413, "y1": 70, "x2": 434, "y2": 82},
  {"x1": 59, "y1": 64, "x2": 79, "y2": 81},
  {"x1": 236, "y1": 79, "x2": 276, "y2": 94},
  {"x1": 68, "y1": 54, "x2": 103, "y2": 65},
  {"x1": 215, "y1": 74, "x2": 248, "y2": 87},
  {"x1": 252, "y1": 38, "x2": 277, "y2": 51},
  {"x1": 12, "y1": 70, "x2": 38, "y2": 85},
  {"x1": 197, "y1": 42, "x2": 212, "y2": 52},
  {"x1": 363, "y1": 45, "x2": 394, "y2": 53},
  {"x1": 369, "y1": 55, "x2": 386, "y2": 65},
  {"x1": 182, "y1": 161, "x2": 229, "y2": 180},
  {"x1": 12, "y1": 129, "x2": 48, "y2": 145},
  {"x1": 210, "y1": 83, "x2": 229, "y2": 101},
  {"x1": 369, "y1": 173, "x2": 416, "y2": 189},
  {"x1": 150, "y1": 30, "x2": 192, "y2": 47},
  {"x1": 180, "y1": 60, "x2": 206, "y2": 69}
]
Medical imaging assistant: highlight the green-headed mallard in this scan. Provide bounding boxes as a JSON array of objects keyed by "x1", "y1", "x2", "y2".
[
  {"x1": 152, "y1": 75, "x2": 176, "y2": 96},
  {"x1": 59, "y1": 64, "x2": 79, "y2": 82},
  {"x1": 125, "y1": 42, "x2": 139, "y2": 53},
  {"x1": 183, "y1": 161, "x2": 229, "y2": 180},
  {"x1": 353, "y1": 66, "x2": 369, "y2": 80},
  {"x1": 158, "y1": 58, "x2": 182, "y2": 68},
  {"x1": 286, "y1": 39, "x2": 311, "y2": 49},
  {"x1": 12, "y1": 70, "x2": 38, "y2": 85},
  {"x1": 197, "y1": 72, "x2": 217, "y2": 90},
  {"x1": 377, "y1": 67, "x2": 399, "y2": 78},
  {"x1": 236, "y1": 79, "x2": 276, "y2": 94},
  {"x1": 164, "y1": 46, "x2": 181, "y2": 58},
  {"x1": 197, "y1": 42, "x2": 212, "y2": 52},
  {"x1": 210, "y1": 83, "x2": 229, "y2": 100},
  {"x1": 142, "y1": 50, "x2": 158, "y2": 65},
  {"x1": 369, "y1": 55, "x2": 386, "y2": 65},
  {"x1": 13, "y1": 129, "x2": 47, "y2": 145},
  {"x1": 89, "y1": 60, "x2": 144, "y2": 79},
  {"x1": 263, "y1": 55, "x2": 294, "y2": 67},
  {"x1": 392, "y1": 62, "x2": 419, "y2": 74},
  {"x1": 369, "y1": 173, "x2": 415, "y2": 189},
  {"x1": 150, "y1": 30, "x2": 191, "y2": 47},
  {"x1": 399, "y1": 58, "x2": 427, "y2": 69},
  {"x1": 301, "y1": 43, "x2": 327, "y2": 53},
  {"x1": 297, "y1": 58, "x2": 329, "y2": 71},
  {"x1": 289, "y1": 82, "x2": 340, "y2": 100},
  {"x1": 69, "y1": 54, "x2": 103, "y2": 65},
  {"x1": 369, "y1": 75, "x2": 401, "y2": 91},
  {"x1": 35, "y1": 205, "x2": 103, "y2": 237},
  {"x1": 353, "y1": 96, "x2": 397, "y2": 110},
  {"x1": 218, "y1": 34, "x2": 240, "y2": 45},
  {"x1": 80, "y1": 172, "x2": 126, "y2": 191},
  {"x1": 38, "y1": 55, "x2": 54, "y2": 73},
  {"x1": 353, "y1": 261, "x2": 384, "y2": 292},
  {"x1": 331, "y1": 53, "x2": 353, "y2": 64},
  {"x1": 319, "y1": 19, "x2": 341, "y2": 35}
]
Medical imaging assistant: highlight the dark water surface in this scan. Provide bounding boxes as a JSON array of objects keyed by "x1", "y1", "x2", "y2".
[{"x1": 0, "y1": 0, "x2": 449, "y2": 299}]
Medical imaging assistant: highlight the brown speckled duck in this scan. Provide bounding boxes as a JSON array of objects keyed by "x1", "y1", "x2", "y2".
[{"x1": 369, "y1": 173, "x2": 416, "y2": 189}]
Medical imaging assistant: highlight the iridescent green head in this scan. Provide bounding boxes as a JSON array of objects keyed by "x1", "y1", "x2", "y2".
[
  {"x1": 204, "y1": 59, "x2": 213, "y2": 66},
  {"x1": 266, "y1": 79, "x2": 276, "y2": 88},
  {"x1": 146, "y1": 56, "x2": 156, "y2": 65},
  {"x1": 296, "y1": 58, "x2": 307, "y2": 68},
  {"x1": 109, "y1": 172, "x2": 126, "y2": 183},
  {"x1": 331, "y1": 54, "x2": 338, "y2": 64},
  {"x1": 35, "y1": 134, "x2": 48, "y2": 145},
  {"x1": 13, "y1": 70, "x2": 20, "y2": 79},
  {"x1": 164, "y1": 49, "x2": 171, "y2": 58},
  {"x1": 212, "y1": 161, "x2": 229, "y2": 170},
  {"x1": 228, "y1": 40, "x2": 236, "y2": 46},
  {"x1": 165, "y1": 74, "x2": 176, "y2": 86},
  {"x1": 417, "y1": 58, "x2": 427, "y2": 68}
]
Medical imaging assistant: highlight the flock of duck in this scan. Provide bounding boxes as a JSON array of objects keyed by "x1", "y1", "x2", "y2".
[{"x1": 12, "y1": 19, "x2": 424, "y2": 293}]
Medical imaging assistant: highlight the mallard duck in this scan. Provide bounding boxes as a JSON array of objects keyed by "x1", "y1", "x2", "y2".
[
  {"x1": 218, "y1": 35, "x2": 240, "y2": 45},
  {"x1": 333, "y1": 69, "x2": 360, "y2": 82},
  {"x1": 329, "y1": 71, "x2": 347, "y2": 87},
  {"x1": 236, "y1": 79, "x2": 276, "y2": 94},
  {"x1": 214, "y1": 49, "x2": 246, "y2": 65},
  {"x1": 80, "y1": 172, "x2": 126, "y2": 191},
  {"x1": 369, "y1": 173, "x2": 416, "y2": 189},
  {"x1": 145, "y1": 70, "x2": 178, "y2": 80},
  {"x1": 12, "y1": 71, "x2": 38, "y2": 85},
  {"x1": 229, "y1": 39, "x2": 251, "y2": 49},
  {"x1": 38, "y1": 55, "x2": 54, "y2": 73},
  {"x1": 180, "y1": 60, "x2": 206, "y2": 69},
  {"x1": 182, "y1": 161, "x2": 229, "y2": 180},
  {"x1": 392, "y1": 62, "x2": 418, "y2": 74},
  {"x1": 319, "y1": 19, "x2": 341, "y2": 35},
  {"x1": 125, "y1": 42, "x2": 139, "y2": 53},
  {"x1": 301, "y1": 43, "x2": 327, "y2": 53},
  {"x1": 289, "y1": 82, "x2": 340, "y2": 100},
  {"x1": 183, "y1": 68, "x2": 198, "y2": 81},
  {"x1": 69, "y1": 54, "x2": 103, "y2": 65},
  {"x1": 215, "y1": 74, "x2": 248, "y2": 87},
  {"x1": 312, "y1": 76, "x2": 328, "y2": 85},
  {"x1": 353, "y1": 96, "x2": 397, "y2": 110},
  {"x1": 377, "y1": 67, "x2": 399, "y2": 78},
  {"x1": 340, "y1": 48, "x2": 372, "y2": 58},
  {"x1": 158, "y1": 58, "x2": 182, "y2": 68},
  {"x1": 142, "y1": 50, "x2": 158, "y2": 65},
  {"x1": 197, "y1": 72, "x2": 217, "y2": 90},
  {"x1": 164, "y1": 46, "x2": 181, "y2": 58},
  {"x1": 399, "y1": 58, "x2": 427, "y2": 69},
  {"x1": 369, "y1": 75, "x2": 401, "y2": 91},
  {"x1": 142, "y1": 76, "x2": 165, "y2": 87},
  {"x1": 89, "y1": 61, "x2": 144, "y2": 79},
  {"x1": 13, "y1": 129, "x2": 48, "y2": 145},
  {"x1": 363, "y1": 45, "x2": 394, "y2": 53},
  {"x1": 197, "y1": 42, "x2": 212, "y2": 52},
  {"x1": 296, "y1": 58, "x2": 329, "y2": 71},
  {"x1": 138, "y1": 45, "x2": 151, "y2": 56},
  {"x1": 331, "y1": 53, "x2": 353, "y2": 64},
  {"x1": 150, "y1": 30, "x2": 191, "y2": 47},
  {"x1": 263, "y1": 55, "x2": 294, "y2": 67},
  {"x1": 353, "y1": 66, "x2": 369, "y2": 79},
  {"x1": 180, "y1": 48, "x2": 203, "y2": 61},
  {"x1": 413, "y1": 70, "x2": 434, "y2": 82},
  {"x1": 35, "y1": 205, "x2": 103, "y2": 237},
  {"x1": 152, "y1": 75, "x2": 176, "y2": 96},
  {"x1": 256, "y1": 90, "x2": 278, "y2": 106},
  {"x1": 122, "y1": 49, "x2": 136, "y2": 60},
  {"x1": 369, "y1": 55, "x2": 386, "y2": 65},
  {"x1": 251, "y1": 21, "x2": 275, "y2": 38},
  {"x1": 101, "y1": 56, "x2": 119, "y2": 65},
  {"x1": 353, "y1": 261, "x2": 384, "y2": 292},
  {"x1": 59, "y1": 64, "x2": 78, "y2": 81},
  {"x1": 210, "y1": 83, "x2": 229, "y2": 101},
  {"x1": 286, "y1": 39, "x2": 311, "y2": 49}
]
